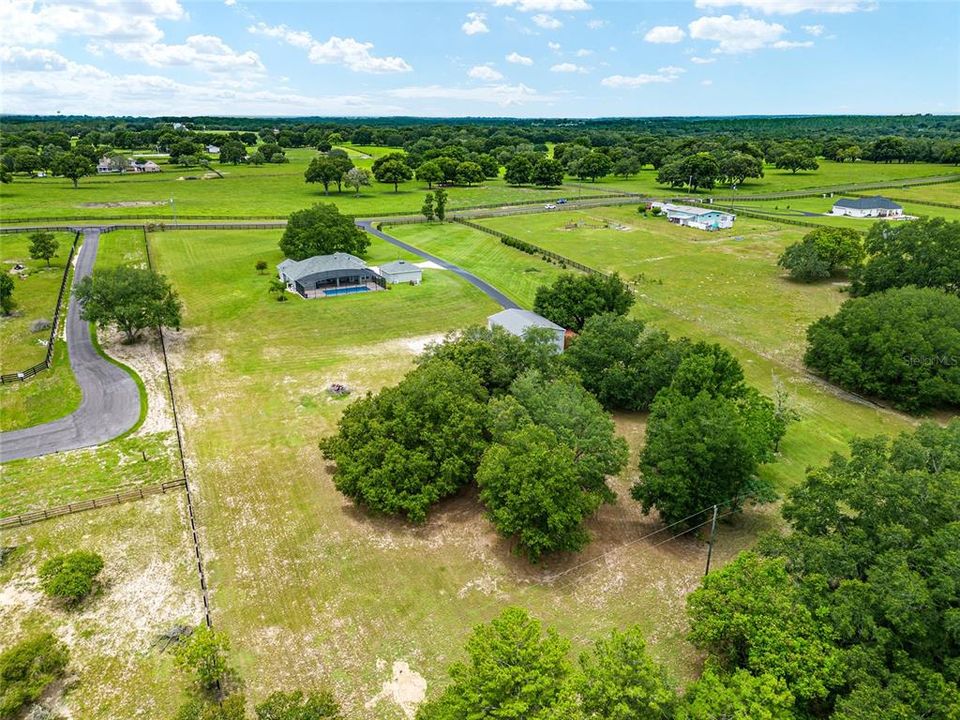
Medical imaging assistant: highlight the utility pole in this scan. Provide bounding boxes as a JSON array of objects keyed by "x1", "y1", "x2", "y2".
[{"x1": 704, "y1": 504, "x2": 719, "y2": 576}]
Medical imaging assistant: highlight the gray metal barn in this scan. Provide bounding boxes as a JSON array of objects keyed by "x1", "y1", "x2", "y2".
[{"x1": 277, "y1": 253, "x2": 385, "y2": 298}]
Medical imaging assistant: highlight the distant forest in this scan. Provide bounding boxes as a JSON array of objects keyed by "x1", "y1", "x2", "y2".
[{"x1": 3, "y1": 114, "x2": 959, "y2": 189}]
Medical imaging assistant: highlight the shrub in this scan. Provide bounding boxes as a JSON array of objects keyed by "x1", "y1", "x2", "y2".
[
  {"x1": 804, "y1": 286, "x2": 960, "y2": 411},
  {"x1": 778, "y1": 227, "x2": 864, "y2": 283},
  {"x1": 173, "y1": 625, "x2": 231, "y2": 692},
  {"x1": 38, "y1": 551, "x2": 104, "y2": 605},
  {"x1": 0, "y1": 633, "x2": 69, "y2": 718}
]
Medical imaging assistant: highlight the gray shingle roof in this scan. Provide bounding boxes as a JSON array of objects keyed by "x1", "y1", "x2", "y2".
[
  {"x1": 489, "y1": 309, "x2": 564, "y2": 334},
  {"x1": 834, "y1": 196, "x2": 902, "y2": 210},
  {"x1": 277, "y1": 253, "x2": 368, "y2": 282},
  {"x1": 380, "y1": 260, "x2": 420, "y2": 274}
]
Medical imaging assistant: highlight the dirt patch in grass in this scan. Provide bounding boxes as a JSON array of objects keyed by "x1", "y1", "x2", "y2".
[
  {"x1": 365, "y1": 660, "x2": 427, "y2": 719},
  {"x1": 77, "y1": 201, "x2": 169, "y2": 209},
  {"x1": 98, "y1": 328, "x2": 175, "y2": 437}
]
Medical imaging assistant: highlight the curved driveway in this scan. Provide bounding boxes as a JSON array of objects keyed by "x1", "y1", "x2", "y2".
[
  {"x1": 0, "y1": 229, "x2": 141, "y2": 462},
  {"x1": 357, "y1": 220, "x2": 519, "y2": 309}
]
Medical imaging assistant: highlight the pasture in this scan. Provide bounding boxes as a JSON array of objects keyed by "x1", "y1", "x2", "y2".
[
  {"x1": 474, "y1": 207, "x2": 917, "y2": 488},
  {"x1": 140, "y1": 226, "x2": 773, "y2": 718}
]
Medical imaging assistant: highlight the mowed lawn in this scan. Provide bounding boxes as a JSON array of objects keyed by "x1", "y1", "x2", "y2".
[
  {"x1": 0, "y1": 493, "x2": 204, "y2": 719},
  {"x1": 149, "y1": 228, "x2": 765, "y2": 718},
  {"x1": 728, "y1": 195, "x2": 960, "y2": 227},
  {"x1": 477, "y1": 207, "x2": 920, "y2": 488},
  {"x1": 0, "y1": 231, "x2": 82, "y2": 431}
]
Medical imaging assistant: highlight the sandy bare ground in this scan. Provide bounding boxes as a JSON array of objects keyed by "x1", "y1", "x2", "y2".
[
  {"x1": 365, "y1": 661, "x2": 427, "y2": 719},
  {"x1": 97, "y1": 328, "x2": 176, "y2": 437},
  {"x1": 77, "y1": 201, "x2": 168, "y2": 209}
]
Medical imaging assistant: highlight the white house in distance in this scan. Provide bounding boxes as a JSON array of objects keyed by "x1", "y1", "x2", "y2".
[
  {"x1": 488, "y1": 309, "x2": 565, "y2": 353},
  {"x1": 831, "y1": 196, "x2": 903, "y2": 218},
  {"x1": 651, "y1": 202, "x2": 736, "y2": 231},
  {"x1": 378, "y1": 259, "x2": 422, "y2": 285}
]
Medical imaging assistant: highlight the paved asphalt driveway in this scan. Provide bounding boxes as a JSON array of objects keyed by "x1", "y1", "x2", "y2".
[
  {"x1": 357, "y1": 220, "x2": 520, "y2": 310},
  {"x1": 0, "y1": 229, "x2": 141, "y2": 462}
]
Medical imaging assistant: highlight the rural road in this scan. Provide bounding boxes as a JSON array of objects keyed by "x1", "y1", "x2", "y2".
[
  {"x1": 357, "y1": 220, "x2": 520, "y2": 310},
  {"x1": 0, "y1": 229, "x2": 141, "y2": 462}
]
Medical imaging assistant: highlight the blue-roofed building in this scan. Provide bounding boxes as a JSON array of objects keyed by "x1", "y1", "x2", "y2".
[{"x1": 652, "y1": 202, "x2": 736, "y2": 231}]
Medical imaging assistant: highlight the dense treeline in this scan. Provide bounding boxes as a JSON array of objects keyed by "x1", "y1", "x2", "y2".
[
  {"x1": 416, "y1": 420, "x2": 960, "y2": 720},
  {"x1": 3, "y1": 115, "x2": 960, "y2": 189}
]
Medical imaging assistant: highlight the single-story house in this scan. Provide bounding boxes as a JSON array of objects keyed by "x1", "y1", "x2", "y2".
[
  {"x1": 378, "y1": 260, "x2": 422, "y2": 285},
  {"x1": 487, "y1": 309, "x2": 565, "y2": 353},
  {"x1": 652, "y1": 202, "x2": 735, "y2": 231},
  {"x1": 277, "y1": 253, "x2": 385, "y2": 299},
  {"x1": 96, "y1": 156, "x2": 122, "y2": 174},
  {"x1": 128, "y1": 159, "x2": 162, "y2": 173},
  {"x1": 206, "y1": 145, "x2": 220, "y2": 154},
  {"x1": 831, "y1": 196, "x2": 903, "y2": 218}
]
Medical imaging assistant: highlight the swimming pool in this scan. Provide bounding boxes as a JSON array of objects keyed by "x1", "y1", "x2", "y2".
[{"x1": 323, "y1": 286, "x2": 371, "y2": 297}]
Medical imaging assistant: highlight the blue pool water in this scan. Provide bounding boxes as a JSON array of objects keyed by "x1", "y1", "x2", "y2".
[{"x1": 324, "y1": 286, "x2": 370, "y2": 296}]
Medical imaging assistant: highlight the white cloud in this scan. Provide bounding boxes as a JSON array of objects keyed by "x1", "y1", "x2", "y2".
[
  {"x1": 575, "y1": 48, "x2": 593, "y2": 57},
  {"x1": 688, "y1": 15, "x2": 787, "y2": 53},
  {"x1": 587, "y1": 19, "x2": 607, "y2": 29},
  {"x1": 468, "y1": 64, "x2": 504, "y2": 81},
  {"x1": 771, "y1": 39, "x2": 814, "y2": 48},
  {"x1": 644, "y1": 26, "x2": 687, "y2": 43},
  {"x1": 0, "y1": 0, "x2": 187, "y2": 45},
  {"x1": 690, "y1": 56, "x2": 716, "y2": 64},
  {"x1": 493, "y1": 0, "x2": 591, "y2": 11},
  {"x1": 387, "y1": 83, "x2": 554, "y2": 107},
  {"x1": 532, "y1": 14, "x2": 562, "y2": 29},
  {"x1": 550, "y1": 62, "x2": 584, "y2": 72},
  {"x1": 601, "y1": 65, "x2": 685, "y2": 88},
  {"x1": 506, "y1": 51, "x2": 534, "y2": 65},
  {"x1": 224, "y1": 0, "x2": 236, "y2": 5},
  {"x1": 548, "y1": 41, "x2": 561, "y2": 50},
  {"x1": 0, "y1": 45, "x2": 394, "y2": 115},
  {"x1": 701, "y1": 79, "x2": 713, "y2": 85},
  {"x1": 802, "y1": 24, "x2": 825, "y2": 35},
  {"x1": 694, "y1": 0, "x2": 873, "y2": 13},
  {"x1": 462, "y1": 12, "x2": 489, "y2": 35},
  {"x1": 248, "y1": 22, "x2": 411, "y2": 73},
  {"x1": 104, "y1": 35, "x2": 264, "y2": 74}
]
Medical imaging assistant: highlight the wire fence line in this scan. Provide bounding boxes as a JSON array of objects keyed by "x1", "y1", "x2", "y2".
[
  {"x1": 0, "y1": 479, "x2": 187, "y2": 529},
  {"x1": 143, "y1": 227, "x2": 215, "y2": 629},
  {"x1": 0, "y1": 231, "x2": 80, "y2": 384}
]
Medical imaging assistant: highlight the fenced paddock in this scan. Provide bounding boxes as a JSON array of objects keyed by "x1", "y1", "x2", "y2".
[{"x1": 0, "y1": 478, "x2": 187, "y2": 528}]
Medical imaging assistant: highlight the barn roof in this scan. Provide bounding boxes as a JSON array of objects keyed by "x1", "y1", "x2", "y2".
[
  {"x1": 488, "y1": 309, "x2": 564, "y2": 334},
  {"x1": 833, "y1": 196, "x2": 902, "y2": 210},
  {"x1": 277, "y1": 253, "x2": 368, "y2": 282}
]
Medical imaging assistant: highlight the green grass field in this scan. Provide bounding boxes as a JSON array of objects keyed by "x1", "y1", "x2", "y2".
[
  {"x1": 474, "y1": 207, "x2": 919, "y2": 488},
  {"x1": 589, "y1": 159, "x2": 960, "y2": 197},
  {"x1": 0, "y1": 231, "x2": 75, "y2": 371},
  {"x1": 3, "y1": 148, "x2": 956, "y2": 224},
  {"x1": 140, "y1": 227, "x2": 775, "y2": 717},
  {"x1": 725, "y1": 195, "x2": 960, "y2": 227},
  {"x1": 0, "y1": 494, "x2": 203, "y2": 719}
]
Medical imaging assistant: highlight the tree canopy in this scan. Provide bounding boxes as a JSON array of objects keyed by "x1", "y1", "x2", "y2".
[
  {"x1": 804, "y1": 286, "x2": 960, "y2": 411},
  {"x1": 75, "y1": 265, "x2": 182, "y2": 342},
  {"x1": 28, "y1": 231, "x2": 59, "y2": 267},
  {"x1": 778, "y1": 227, "x2": 864, "y2": 283},
  {"x1": 320, "y1": 360, "x2": 489, "y2": 522},
  {"x1": 416, "y1": 608, "x2": 579, "y2": 720},
  {"x1": 279, "y1": 203, "x2": 369, "y2": 260},
  {"x1": 850, "y1": 217, "x2": 960, "y2": 297},
  {"x1": 0, "y1": 633, "x2": 70, "y2": 718},
  {"x1": 38, "y1": 550, "x2": 104, "y2": 606},
  {"x1": 533, "y1": 273, "x2": 634, "y2": 332}
]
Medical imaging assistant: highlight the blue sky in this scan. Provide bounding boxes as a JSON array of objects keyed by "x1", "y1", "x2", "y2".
[{"x1": 0, "y1": 0, "x2": 957, "y2": 117}]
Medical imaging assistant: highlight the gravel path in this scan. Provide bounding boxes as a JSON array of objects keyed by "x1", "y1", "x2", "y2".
[{"x1": 0, "y1": 229, "x2": 141, "y2": 462}]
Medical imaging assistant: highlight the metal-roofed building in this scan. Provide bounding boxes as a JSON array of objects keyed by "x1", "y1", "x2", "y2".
[
  {"x1": 487, "y1": 309, "x2": 566, "y2": 353},
  {"x1": 831, "y1": 196, "x2": 903, "y2": 218},
  {"x1": 277, "y1": 253, "x2": 385, "y2": 298},
  {"x1": 378, "y1": 259, "x2": 422, "y2": 285},
  {"x1": 651, "y1": 202, "x2": 735, "y2": 231}
]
